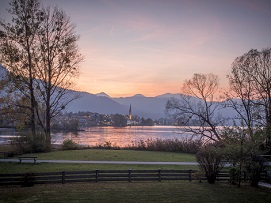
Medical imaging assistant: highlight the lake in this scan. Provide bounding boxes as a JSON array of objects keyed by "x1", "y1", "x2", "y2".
[{"x1": 0, "y1": 126, "x2": 192, "y2": 147}]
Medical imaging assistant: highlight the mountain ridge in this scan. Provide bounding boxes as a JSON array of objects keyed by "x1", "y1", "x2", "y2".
[
  {"x1": 0, "y1": 65, "x2": 235, "y2": 120},
  {"x1": 66, "y1": 91, "x2": 174, "y2": 119}
]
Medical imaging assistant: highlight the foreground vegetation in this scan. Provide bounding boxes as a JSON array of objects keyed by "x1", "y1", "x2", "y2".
[
  {"x1": 1, "y1": 181, "x2": 271, "y2": 203},
  {"x1": 0, "y1": 148, "x2": 270, "y2": 202}
]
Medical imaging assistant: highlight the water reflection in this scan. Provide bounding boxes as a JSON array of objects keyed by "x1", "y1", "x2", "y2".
[
  {"x1": 0, "y1": 128, "x2": 18, "y2": 144},
  {"x1": 0, "y1": 126, "x2": 192, "y2": 147},
  {"x1": 52, "y1": 126, "x2": 190, "y2": 147}
]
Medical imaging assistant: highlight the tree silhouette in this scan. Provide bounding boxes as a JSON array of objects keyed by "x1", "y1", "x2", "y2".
[
  {"x1": 166, "y1": 73, "x2": 223, "y2": 142},
  {"x1": 0, "y1": 0, "x2": 83, "y2": 150}
]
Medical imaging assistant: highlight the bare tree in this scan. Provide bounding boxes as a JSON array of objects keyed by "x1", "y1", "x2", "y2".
[
  {"x1": 228, "y1": 48, "x2": 271, "y2": 147},
  {"x1": 0, "y1": 0, "x2": 82, "y2": 150},
  {"x1": 0, "y1": 0, "x2": 42, "y2": 138},
  {"x1": 166, "y1": 73, "x2": 224, "y2": 142},
  {"x1": 225, "y1": 55, "x2": 264, "y2": 140},
  {"x1": 33, "y1": 6, "x2": 83, "y2": 149},
  {"x1": 0, "y1": 65, "x2": 10, "y2": 126}
]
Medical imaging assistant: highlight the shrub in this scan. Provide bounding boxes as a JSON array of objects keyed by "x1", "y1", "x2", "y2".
[
  {"x1": 11, "y1": 130, "x2": 47, "y2": 154},
  {"x1": 221, "y1": 126, "x2": 269, "y2": 187},
  {"x1": 229, "y1": 167, "x2": 241, "y2": 185},
  {"x1": 11, "y1": 135, "x2": 32, "y2": 155},
  {"x1": 245, "y1": 154, "x2": 266, "y2": 187},
  {"x1": 127, "y1": 138, "x2": 202, "y2": 154},
  {"x1": 30, "y1": 131, "x2": 47, "y2": 152},
  {"x1": 93, "y1": 141, "x2": 120, "y2": 150},
  {"x1": 103, "y1": 141, "x2": 113, "y2": 149},
  {"x1": 62, "y1": 139, "x2": 79, "y2": 150},
  {"x1": 196, "y1": 143, "x2": 225, "y2": 184},
  {"x1": 266, "y1": 171, "x2": 271, "y2": 183}
]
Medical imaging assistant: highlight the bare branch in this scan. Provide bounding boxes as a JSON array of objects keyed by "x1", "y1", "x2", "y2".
[{"x1": 166, "y1": 73, "x2": 223, "y2": 142}]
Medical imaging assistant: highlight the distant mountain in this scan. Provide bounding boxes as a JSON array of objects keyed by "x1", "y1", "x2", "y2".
[
  {"x1": 65, "y1": 91, "x2": 238, "y2": 120},
  {"x1": 132, "y1": 94, "x2": 145, "y2": 97},
  {"x1": 95, "y1": 92, "x2": 111, "y2": 98},
  {"x1": 156, "y1": 93, "x2": 180, "y2": 98},
  {"x1": 66, "y1": 91, "x2": 127, "y2": 115},
  {"x1": 112, "y1": 94, "x2": 172, "y2": 119},
  {"x1": 65, "y1": 92, "x2": 169, "y2": 119},
  {"x1": 69, "y1": 91, "x2": 241, "y2": 123},
  {"x1": 0, "y1": 65, "x2": 238, "y2": 121}
]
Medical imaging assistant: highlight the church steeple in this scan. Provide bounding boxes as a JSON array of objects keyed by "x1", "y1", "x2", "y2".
[{"x1": 129, "y1": 104, "x2": 132, "y2": 120}]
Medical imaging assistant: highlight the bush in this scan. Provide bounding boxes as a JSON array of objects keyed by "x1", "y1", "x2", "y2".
[
  {"x1": 196, "y1": 143, "x2": 225, "y2": 184},
  {"x1": 245, "y1": 154, "x2": 266, "y2": 187},
  {"x1": 221, "y1": 126, "x2": 268, "y2": 187},
  {"x1": 11, "y1": 131, "x2": 47, "y2": 154},
  {"x1": 103, "y1": 141, "x2": 113, "y2": 149},
  {"x1": 229, "y1": 167, "x2": 241, "y2": 185},
  {"x1": 62, "y1": 139, "x2": 79, "y2": 150},
  {"x1": 31, "y1": 131, "x2": 47, "y2": 152},
  {"x1": 127, "y1": 138, "x2": 202, "y2": 154},
  {"x1": 93, "y1": 141, "x2": 121, "y2": 150},
  {"x1": 266, "y1": 171, "x2": 271, "y2": 183}
]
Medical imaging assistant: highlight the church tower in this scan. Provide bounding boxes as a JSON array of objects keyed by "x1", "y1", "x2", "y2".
[
  {"x1": 129, "y1": 104, "x2": 132, "y2": 120},
  {"x1": 127, "y1": 104, "x2": 132, "y2": 125}
]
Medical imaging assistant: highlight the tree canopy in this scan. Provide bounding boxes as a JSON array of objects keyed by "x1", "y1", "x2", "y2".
[{"x1": 0, "y1": 0, "x2": 83, "y2": 151}]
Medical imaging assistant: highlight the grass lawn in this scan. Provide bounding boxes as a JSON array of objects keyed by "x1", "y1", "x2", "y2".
[
  {"x1": 0, "y1": 149, "x2": 198, "y2": 173},
  {"x1": 14, "y1": 149, "x2": 196, "y2": 162},
  {"x1": 1, "y1": 149, "x2": 270, "y2": 202},
  {"x1": 1, "y1": 181, "x2": 271, "y2": 203},
  {"x1": 0, "y1": 162, "x2": 199, "y2": 173}
]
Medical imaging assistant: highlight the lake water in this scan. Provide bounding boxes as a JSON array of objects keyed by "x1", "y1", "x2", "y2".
[
  {"x1": 0, "y1": 128, "x2": 19, "y2": 145},
  {"x1": 0, "y1": 126, "x2": 192, "y2": 147}
]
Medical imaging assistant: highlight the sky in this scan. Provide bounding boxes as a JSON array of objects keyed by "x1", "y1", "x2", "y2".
[{"x1": 0, "y1": 0, "x2": 271, "y2": 97}]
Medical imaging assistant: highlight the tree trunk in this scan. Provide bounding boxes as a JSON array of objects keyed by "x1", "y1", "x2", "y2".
[
  {"x1": 45, "y1": 59, "x2": 52, "y2": 151},
  {"x1": 207, "y1": 173, "x2": 216, "y2": 184},
  {"x1": 45, "y1": 104, "x2": 51, "y2": 151},
  {"x1": 26, "y1": 36, "x2": 36, "y2": 140},
  {"x1": 29, "y1": 75, "x2": 36, "y2": 139},
  {"x1": 267, "y1": 101, "x2": 271, "y2": 148}
]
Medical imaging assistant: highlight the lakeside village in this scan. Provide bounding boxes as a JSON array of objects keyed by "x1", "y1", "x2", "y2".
[
  {"x1": 0, "y1": 104, "x2": 202, "y2": 131},
  {"x1": 0, "y1": 105, "x2": 187, "y2": 131},
  {"x1": 50, "y1": 107, "x2": 176, "y2": 131},
  {"x1": 0, "y1": 109, "x2": 200, "y2": 131},
  {"x1": 52, "y1": 112, "x2": 157, "y2": 130},
  {"x1": 51, "y1": 104, "x2": 202, "y2": 130}
]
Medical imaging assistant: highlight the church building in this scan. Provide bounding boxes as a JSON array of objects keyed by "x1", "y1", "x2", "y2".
[{"x1": 127, "y1": 104, "x2": 133, "y2": 125}]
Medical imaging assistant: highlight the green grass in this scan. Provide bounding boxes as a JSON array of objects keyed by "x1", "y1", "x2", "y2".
[
  {"x1": 1, "y1": 149, "x2": 270, "y2": 202},
  {"x1": 0, "y1": 149, "x2": 197, "y2": 173},
  {"x1": 1, "y1": 181, "x2": 271, "y2": 203},
  {"x1": 15, "y1": 149, "x2": 197, "y2": 162},
  {"x1": 0, "y1": 162, "x2": 198, "y2": 173}
]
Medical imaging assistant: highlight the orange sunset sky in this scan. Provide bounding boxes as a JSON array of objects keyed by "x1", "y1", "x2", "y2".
[{"x1": 0, "y1": 0, "x2": 271, "y2": 97}]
